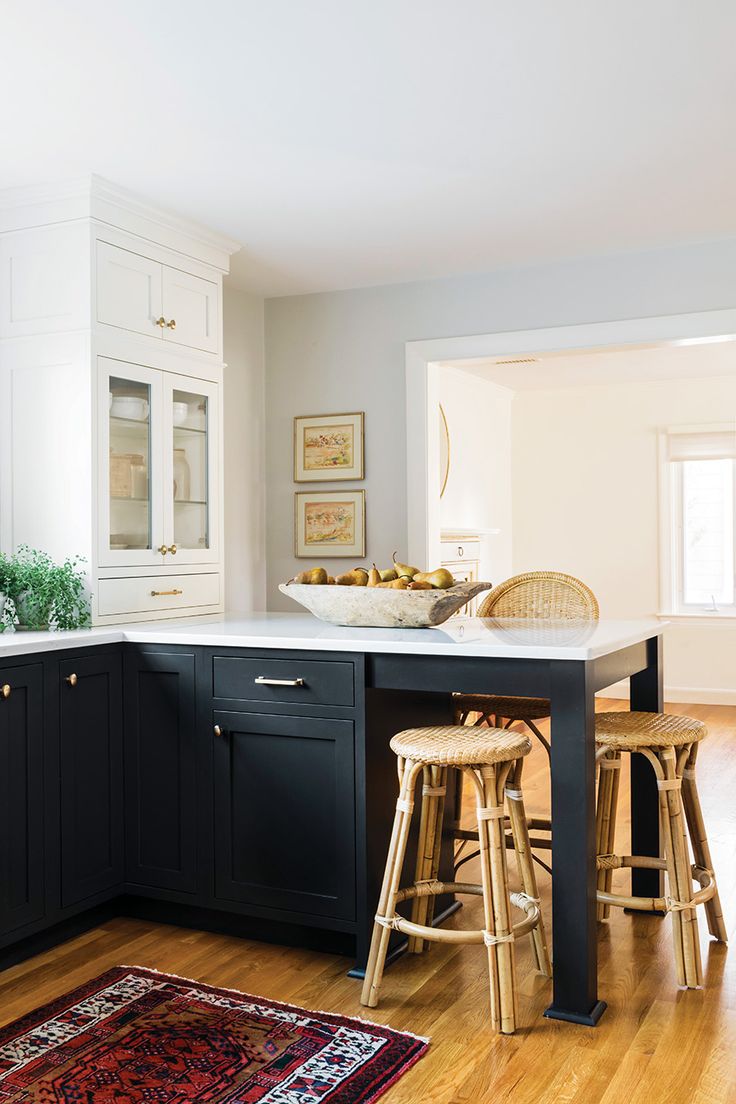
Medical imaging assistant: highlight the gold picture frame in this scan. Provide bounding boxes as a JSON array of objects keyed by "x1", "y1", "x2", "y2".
[
  {"x1": 295, "y1": 489, "x2": 366, "y2": 558},
  {"x1": 294, "y1": 412, "x2": 364, "y2": 482}
]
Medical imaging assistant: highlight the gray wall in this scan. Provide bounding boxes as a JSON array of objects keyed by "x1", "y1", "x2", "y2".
[
  {"x1": 223, "y1": 285, "x2": 266, "y2": 611},
  {"x1": 265, "y1": 237, "x2": 736, "y2": 609}
]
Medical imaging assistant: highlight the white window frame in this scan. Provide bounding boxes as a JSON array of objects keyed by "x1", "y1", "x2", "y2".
[{"x1": 659, "y1": 423, "x2": 736, "y2": 621}]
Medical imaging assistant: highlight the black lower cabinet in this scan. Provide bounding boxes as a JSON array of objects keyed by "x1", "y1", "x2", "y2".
[
  {"x1": 124, "y1": 650, "x2": 198, "y2": 894},
  {"x1": 213, "y1": 711, "x2": 356, "y2": 921},
  {"x1": 0, "y1": 663, "x2": 44, "y2": 937},
  {"x1": 59, "y1": 653, "x2": 124, "y2": 908}
]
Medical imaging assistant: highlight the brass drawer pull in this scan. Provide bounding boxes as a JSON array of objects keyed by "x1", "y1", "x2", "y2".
[
  {"x1": 66, "y1": 673, "x2": 78, "y2": 687},
  {"x1": 154, "y1": 316, "x2": 166, "y2": 328},
  {"x1": 151, "y1": 589, "x2": 183, "y2": 597},
  {"x1": 166, "y1": 318, "x2": 177, "y2": 330},
  {"x1": 213, "y1": 724, "x2": 224, "y2": 737},
  {"x1": 158, "y1": 544, "x2": 169, "y2": 556},
  {"x1": 254, "y1": 676, "x2": 305, "y2": 687},
  {"x1": 1, "y1": 684, "x2": 10, "y2": 699}
]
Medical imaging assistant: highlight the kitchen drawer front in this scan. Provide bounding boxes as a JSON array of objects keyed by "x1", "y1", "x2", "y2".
[
  {"x1": 98, "y1": 573, "x2": 220, "y2": 617},
  {"x1": 441, "y1": 539, "x2": 480, "y2": 562},
  {"x1": 213, "y1": 655, "x2": 355, "y2": 708}
]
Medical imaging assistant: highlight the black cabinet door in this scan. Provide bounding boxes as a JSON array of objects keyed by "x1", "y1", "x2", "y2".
[
  {"x1": 124, "y1": 650, "x2": 198, "y2": 894},
  {"x1": 0, "y1": 663, "x2": 44, "y2": 936},
  {"x1": 59, "y1": 653, "x2": 124, "y2": 907},
  {"x1": 213, "y1": 711, "x2": 356, "y2": 921}
]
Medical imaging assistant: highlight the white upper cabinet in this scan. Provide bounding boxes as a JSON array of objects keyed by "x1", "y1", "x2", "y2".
[
  {"x1": 96, "y1": 242, "x2": 163, "y2": 339},
  {"x1": 161, "y1": 267, "x2": 218, "y2": 353},
  {"x1": 96, "y1": 241, "x2": 221, "y2": 355}
]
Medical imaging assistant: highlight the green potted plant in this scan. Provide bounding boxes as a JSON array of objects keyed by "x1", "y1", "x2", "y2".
[{"x1": 0, "y1": 546, "x2": 91, "y2": 632}]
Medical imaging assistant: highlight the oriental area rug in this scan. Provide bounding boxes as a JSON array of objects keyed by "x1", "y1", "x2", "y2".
[{"x1": 0, "y1": 965, "x2": 428, "y2": 1103}]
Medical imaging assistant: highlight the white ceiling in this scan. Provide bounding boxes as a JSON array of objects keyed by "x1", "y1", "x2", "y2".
[
  {"x1": 443, "y1": 340, "x2": 736, "y2": 391},
  {"x1": 3, "y1": 1, "x2": 736, "y2": 297}
]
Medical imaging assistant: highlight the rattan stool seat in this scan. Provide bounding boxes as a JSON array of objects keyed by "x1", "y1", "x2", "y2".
[
  {"x1": 454, "y1": 693, "x2": 551, "y2": 720},
  {"x1": 389, "y1": 725, "x2": 532, "y2": 766},
  {"x1": 595, "y1": 711, "x2": 706, "y2": 749}
]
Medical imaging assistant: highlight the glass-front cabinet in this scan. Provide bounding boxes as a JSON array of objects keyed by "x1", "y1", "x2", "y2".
[{"x1": 99, "y1": 358, "x2": 219, "y2": 568}]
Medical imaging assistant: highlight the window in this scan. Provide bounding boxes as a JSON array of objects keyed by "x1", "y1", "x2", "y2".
[{"x1": 660, "y1": 426, "x2": 736, "y2": 616}]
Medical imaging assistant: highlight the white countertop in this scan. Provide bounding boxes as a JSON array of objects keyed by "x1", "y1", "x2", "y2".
[{"x1": 0, "y1": 612, "x2": 665, "y2": 662}]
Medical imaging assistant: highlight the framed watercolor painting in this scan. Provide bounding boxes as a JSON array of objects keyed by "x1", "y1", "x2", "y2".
[
  {"x1": 295, "y1": 490, "x2": 366, "y2": 558},
  {"x1": 294, "y1": 412, "x2": 364, "y2": 482}
]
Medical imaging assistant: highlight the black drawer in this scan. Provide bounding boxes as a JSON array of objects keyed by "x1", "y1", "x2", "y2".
[{"x1": 212, "y1": 655, "x2": 355, "y2": 708}]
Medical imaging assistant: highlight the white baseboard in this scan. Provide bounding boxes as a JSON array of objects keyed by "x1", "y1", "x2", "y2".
[{"x1": 597, "y1": 679, "x2": 736, "y2": 707}]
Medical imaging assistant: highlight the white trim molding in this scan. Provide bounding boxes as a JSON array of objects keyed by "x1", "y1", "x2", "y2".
[{"x1": 598, "y1": 680, "x2": 736, "y2": 707}]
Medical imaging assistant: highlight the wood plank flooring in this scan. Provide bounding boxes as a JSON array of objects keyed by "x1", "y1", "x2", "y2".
[{"x1": 1, "y1": 699, "x2": 734, "y2": 1103}]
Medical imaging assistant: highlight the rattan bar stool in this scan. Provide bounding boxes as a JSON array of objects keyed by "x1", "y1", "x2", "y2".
[
  {"x1": 595, "y1": 711, "x2": 727, "y2": 988},
  {"x1": 452, "y1": 572, "x2": 599, "y2": 871},
  {"x1": 360, "y1": 725, "x2": 551, "y2": 1034}
]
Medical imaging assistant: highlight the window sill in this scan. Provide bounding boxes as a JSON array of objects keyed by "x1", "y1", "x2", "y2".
[{"x1": 658, "y1": 611, "x2": 736, "y2": 626}]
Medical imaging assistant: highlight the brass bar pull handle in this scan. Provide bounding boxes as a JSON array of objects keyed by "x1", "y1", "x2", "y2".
[
  {"x1": 166, "y1": 319, "x2": 177, "y2": 330},
  {"x1": 66, "y1": 673, "x2": 78, "y2": 687},
  {"x1": 154, "y1": 316, "x2": 166, "y2": 328},
  {"x1": 150, "y1": 589, "x2": 183, "y2": 597},
  {"x1": 254, "y1": 676, "x2": 305, "y2": 687},
  {"x1": 1, "y1": 684, "x2": 10, "y2": 699}
]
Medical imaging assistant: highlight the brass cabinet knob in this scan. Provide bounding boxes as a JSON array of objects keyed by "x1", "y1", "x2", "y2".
[
  {"x1": 158, "y1": 544, "x2": 169, "y2": 556},
  {"x1": 168, "y1": 544, "x2": 177, "y2": 555},
  {"x1": 154, "y1": 316, "x2": 166, "y2": 328},
  {"x1": 213, "y1": 724, "x2": 223, "y2": 737},
  {"x1": 66, "y1": 673, "x2": 78, "y2": 687},
  {"x1": 1, "y1": 684, "x2": 10, "y2": 699},
  {"x1": 166, "y1": 319, "x2": 177, "y2": 330}
]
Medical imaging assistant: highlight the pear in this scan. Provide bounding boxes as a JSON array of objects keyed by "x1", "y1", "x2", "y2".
[
  {"x1": 414, "y1": 567, "x2": 455, "y2": 589},
  {"x1": 336, "y1": 567, "x2": 369, "y2": 586},
  {"x1": 326, "y1": 575, "x2": 336, "y2": 585},
  {"x1": 408, "y1": 579, "x2": 432, "y2": 590},
  {"x1": 293, "y1": 570, "x2": 311, "y2": 584},
  {"x1": 379, "y1": 568, "x2": 398, "y2": 582},
  {"x1": 367, "y1": 564, "x2": 382, "y2": 587},
  {"x1": 392, "y1": 551, "x2": 419, "y2": 579},
  {"x1": 309, "y1": 567, "x2": 328, "y2": 585}
]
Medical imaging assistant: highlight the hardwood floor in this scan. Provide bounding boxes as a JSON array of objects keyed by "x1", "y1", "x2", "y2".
[{"x1": 2, "y1": 699, "x2": 734, "y2": 1103}]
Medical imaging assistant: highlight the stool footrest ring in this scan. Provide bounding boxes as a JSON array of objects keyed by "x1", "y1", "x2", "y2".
[{"x1": 375, "y1": 888, "x2": 542, "y2": 947}]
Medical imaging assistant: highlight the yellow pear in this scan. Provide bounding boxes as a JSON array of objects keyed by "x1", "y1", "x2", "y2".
[
  {"x1": 379, "y1": 568, "x2": 398, "y2": 582},
  {"x1": 308, "y1": 567, "x2": 328, "y2": 585},
  {"x1": 408, "y1": 579, "x2": 432, "y2": 590},
  {"x1": 414, "y1": 567, "x2": 454, "y2": 589},
  {"x1": 392, "y1": 551, "x2": 419, "y2": 579},
  {"x1": 367, "y1": 564, "x2": 382, "y2": 587}
]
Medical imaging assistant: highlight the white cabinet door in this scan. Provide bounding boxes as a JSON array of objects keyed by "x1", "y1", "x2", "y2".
[
  {"x1": 97, "y1": 242, "x2": 164, "y2": 339},
  {"x1": 98, "y1": 357, "x2": 166, "y2": 568},
  {"x1": 162, "y1": 373, "x2": 220, "y2": 565},
  {"x1": 161, "y1": 266, "x2": 219, "y2": 354}
]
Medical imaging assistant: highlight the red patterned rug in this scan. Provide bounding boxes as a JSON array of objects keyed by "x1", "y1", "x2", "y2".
[{"x1": 0, "y1": 965, "x2": 428, "y2": 1103}]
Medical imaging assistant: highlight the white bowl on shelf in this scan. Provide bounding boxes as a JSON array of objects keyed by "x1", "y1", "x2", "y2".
[
  {"x1": 111, "y1": 396, "x2": 149, "y2": 421},
  {"x1": 172, "y1": 401, "x2": 190, "y2": 426}
]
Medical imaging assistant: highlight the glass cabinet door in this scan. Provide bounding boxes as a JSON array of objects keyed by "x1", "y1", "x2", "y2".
[
  {"x1": 163, "y1": 374, "x2": 220, "y2": 564},
  {"x1": 98, "y1": 358, "x2": 164, "y2": 567}
]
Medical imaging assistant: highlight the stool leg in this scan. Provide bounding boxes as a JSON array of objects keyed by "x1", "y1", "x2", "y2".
[
  {"x1": 475, "y1": 763, "x2": 517, "y2": 1034},
  {"x1": 423, "y1": 765, "x2": 448, "y2": 932},
  {"x1": 596, "y1": 751, "x2": 621, "y2": 921},
  {"x1": 506, "y1": 760, "x2": 551, "y2": 977},
  {"x1": 408, "y1": 765, "x2": 446, "y2": 952},
  {"x1": 361, "y1": 760, "x2": 422, "y2": 1008},
  {"x1": 657, "y1": 748, "x2": 702, "y2": 988},
  {"x1": 681, "y1": 746, "x2": 727, "y2": 943}
]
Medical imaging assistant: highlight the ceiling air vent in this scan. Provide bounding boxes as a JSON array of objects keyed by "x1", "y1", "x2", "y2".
[{"x1": 494, "y1": 356, "x2": 538, "y2": 365}]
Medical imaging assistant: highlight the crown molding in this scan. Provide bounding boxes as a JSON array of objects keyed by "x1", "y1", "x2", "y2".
[{"x1": 0, "y1": 174, "x2": 241, "y2": 273}]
